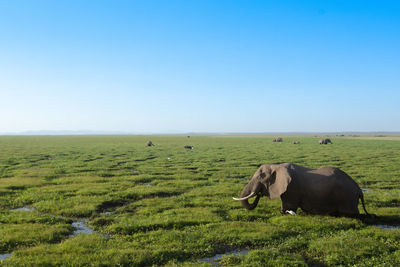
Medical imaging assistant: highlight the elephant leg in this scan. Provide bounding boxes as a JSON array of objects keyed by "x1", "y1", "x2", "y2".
[{"x1": 336, "y1": 196, "x2": 360, "y2": 217}]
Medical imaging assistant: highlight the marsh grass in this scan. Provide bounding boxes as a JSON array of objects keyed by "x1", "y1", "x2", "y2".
[{"x1": 0, "y1": 135, "x2": 399, "y2": 266}]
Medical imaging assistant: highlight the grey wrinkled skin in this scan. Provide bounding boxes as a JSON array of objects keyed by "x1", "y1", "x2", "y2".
[{"x1": 236, "y1": 163, "x2": 373, "y2": 218}]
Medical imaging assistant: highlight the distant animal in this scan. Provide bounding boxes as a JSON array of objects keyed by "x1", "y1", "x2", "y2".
[
  {"x1": 184, "y1": 145, "x2": 194, "y2": 150},
  {"x1": 292, "y1": 141, "x2": 300, "y2": 144},
  {"x1": 146, "y1": 141, "x2": 154, "y2": 146},
  {"x1": 319, "y1": 139, "x2": 332, "y2": 144},
  {"x1": 233, "y1": 163, "x2": 374, "y2": 218},
  {"x1": 273, "y1": 137, "x2": 283, "y2": 142}
]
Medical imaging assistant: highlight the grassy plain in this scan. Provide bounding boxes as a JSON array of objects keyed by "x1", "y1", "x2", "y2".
[{"x1": 0, "y1": 135, "x2": 399, "y2": 266}]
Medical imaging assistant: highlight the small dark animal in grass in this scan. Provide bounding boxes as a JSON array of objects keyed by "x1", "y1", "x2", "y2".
[
  {"x1": 146, "y1": 141, "x2": 154, "y2": 146},
  {"x1": 233, "y1": 163, "x2": 374, "y2": 219},
  {"x1": 292, "y1": 141, "x2": 300, "y2": 144},
  {"x1": 273, "y1": 137, "x2": 283, "y2": 142},
  {"x1": 184, "y1": 145, "x2": 194, "y2": 150},
  {"x1": 319, "y1": 138, "x2": 332, "y2": 144}
]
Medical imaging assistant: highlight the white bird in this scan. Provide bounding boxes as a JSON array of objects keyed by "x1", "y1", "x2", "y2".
[{"x1": 286, "y1": 210, "x2": 296, "y2": 215}]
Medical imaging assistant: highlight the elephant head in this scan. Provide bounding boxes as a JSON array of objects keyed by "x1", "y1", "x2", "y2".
[{"x1": 233, "y1": 164, "x2": 292, "y2": 210}]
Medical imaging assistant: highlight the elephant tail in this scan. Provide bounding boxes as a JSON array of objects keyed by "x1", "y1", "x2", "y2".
[{"x1": 359, "y1": 191, "x2": 370, "y2": 216}]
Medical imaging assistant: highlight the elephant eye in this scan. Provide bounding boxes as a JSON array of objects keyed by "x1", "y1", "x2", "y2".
[{"x1": 259, "y1": 172, "x2": 266, "y2": 179}]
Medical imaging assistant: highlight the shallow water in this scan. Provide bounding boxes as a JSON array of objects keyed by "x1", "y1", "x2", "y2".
[
  {"x1": 69, "y1": 220, "x2": 94, "y2": 237},
  {"x1": 199, "y1": 250, "x2": 250, "y2": 265},
  {"x1": 376, "y1": 224, "x2": 400, "y2": 230},
  {"x1": 12, "y1": 206, "x2": 34, "y2": 212},
  {"x1": 0, "y1": 253, "x2": 12, "y2": 260}
]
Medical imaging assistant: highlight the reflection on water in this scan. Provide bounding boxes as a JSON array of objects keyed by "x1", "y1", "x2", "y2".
[
  {"x1": 12, "y1": 206, "x2": 34, "y2": 212},
  {"x1": 69, "y1": 220, "x2": 94, "y2": 237},
  {"x1": 199, "y1": 250, "x2": 250, "y2": 265},
  {"x1": 0, "y1": 253, "x2": 12, "y2": 261},
  {"x1": 376, "y1": 224, "x2": 400, "y2": 230}
]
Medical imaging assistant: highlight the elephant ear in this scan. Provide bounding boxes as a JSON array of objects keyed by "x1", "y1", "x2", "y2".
[{"x1": 267, "y1": 165, "x2": 292, "y2": 200}]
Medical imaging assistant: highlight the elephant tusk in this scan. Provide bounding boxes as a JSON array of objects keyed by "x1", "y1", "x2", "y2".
[{"x1": 232, "y1": 192, "x2": 257, "y2": 201}]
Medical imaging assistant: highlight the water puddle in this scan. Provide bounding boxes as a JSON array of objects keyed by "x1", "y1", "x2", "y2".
[
  {"x1": 199, "y1": 250, "x2": 250, "y2": 265},
  {"x1": 10, "y1": 208, "x2": 98, "y2": 237},
  {"x1": 11, "y1": 206, "x2": 34, "y2": 212},
  {"x1": 69, "y1": 219, "x2": 110, "y2": 239},
  {"x1": 69, "y1": 220, "x2": 94, "y2": 237},
  {"x1": 0, "y1": 253, "x2": 12, "y2": 261},
  {"x1": 375, "y1": 224, "x2": 400, "y2": 230}
]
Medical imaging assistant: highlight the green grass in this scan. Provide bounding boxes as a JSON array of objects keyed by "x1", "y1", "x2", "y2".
[{"x1": 0, "y1": 135, "x2": 399, "y2": 266}]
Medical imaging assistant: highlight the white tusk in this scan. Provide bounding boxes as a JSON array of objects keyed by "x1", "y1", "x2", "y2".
[{"x1": 232, "y1": 192, "x2": 256, "y2": 201}]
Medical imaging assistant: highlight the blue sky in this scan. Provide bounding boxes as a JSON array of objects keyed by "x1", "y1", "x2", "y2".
[{"x1": 1, "y1": 0, "x2": 399, "y2": 133}]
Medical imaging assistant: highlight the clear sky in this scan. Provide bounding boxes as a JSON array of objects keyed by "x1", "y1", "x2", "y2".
[{"x1": 1, "y1": 0, "x2": 399, "y2": 134}]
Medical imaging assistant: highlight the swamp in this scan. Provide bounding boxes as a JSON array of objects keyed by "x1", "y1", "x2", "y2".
[{"x1": 0, "y1": 135, "x2": 399, "y2": 266}]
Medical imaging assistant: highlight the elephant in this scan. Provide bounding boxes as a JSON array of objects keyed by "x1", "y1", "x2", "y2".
[
  {"x1": 146, "y1": 141, "x2": 154, "y2": 146},
  {"x1": 273, "y1": 137, "x2": 283, "y2": 142},
  {"x1": 319, "y1": 138, "x2": 332, "y2": 144},
  {"x1": 233, "y1": 163, "x2": 373, "y2": 218}
]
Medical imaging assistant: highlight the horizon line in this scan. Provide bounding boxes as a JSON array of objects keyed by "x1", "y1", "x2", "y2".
[{"x1": 1, "y1": 130, "x2": 400, "y2": 136}]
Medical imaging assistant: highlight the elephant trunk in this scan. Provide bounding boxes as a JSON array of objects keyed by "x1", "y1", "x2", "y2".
[{"x1": 239, "y1": 182, "x2": 261, "y2": 210}]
